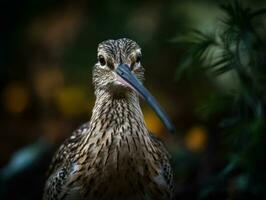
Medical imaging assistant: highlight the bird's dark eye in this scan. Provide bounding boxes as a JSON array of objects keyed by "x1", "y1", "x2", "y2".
[
  {"x1": 98, "y1": 55, "x2": 106, "y2": 66},
  {"x1": 136, "y1": 54, "x2": 141, "y2": 63},
  {"x1": 107, "y1": 60, "x2": 114, "y2": 70}
]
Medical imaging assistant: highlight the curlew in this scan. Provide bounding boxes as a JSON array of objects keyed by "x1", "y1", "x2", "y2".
[{"x1": 43, "y1": 38, "x2": 175, "y2": 200}]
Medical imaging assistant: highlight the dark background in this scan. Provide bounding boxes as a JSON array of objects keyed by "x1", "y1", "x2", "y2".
[{"x1": 0, "y1": 0, "x2": 266, "y2": 199}]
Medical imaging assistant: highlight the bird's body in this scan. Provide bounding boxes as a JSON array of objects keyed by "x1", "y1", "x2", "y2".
[{"x1": 43, "y1": 38, "x2": 174, "y2": 200}]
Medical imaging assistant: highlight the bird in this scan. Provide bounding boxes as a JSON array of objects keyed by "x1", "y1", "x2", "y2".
[{"x1": 43, "y1": 38, "x2": 175, "y2": 200}]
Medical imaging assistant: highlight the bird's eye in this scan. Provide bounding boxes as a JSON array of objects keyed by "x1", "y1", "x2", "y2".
[
  {"x1": 136, "y1": 54, "x2": 141, "y2": 63},
  {"x1": 98, "y1": 55, "x2": 106, "y2": 66}
]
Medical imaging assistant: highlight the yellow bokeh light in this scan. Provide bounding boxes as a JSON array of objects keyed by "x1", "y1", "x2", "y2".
[
  {"x1": 144, "y1": 108, "x2": 164, "y2": 136},
  {"x1": 185, "y1": 126, "x2": 208, "y2": 152},
  {"x1": 2, "y1": 83, "x2": 29, "y2": 114},
  {"x1": 34, "y1": 67, "x2": 64, "y2": 102},
  {"x1": 54, "y1": 86, "x2": 88, "y2": 117}
]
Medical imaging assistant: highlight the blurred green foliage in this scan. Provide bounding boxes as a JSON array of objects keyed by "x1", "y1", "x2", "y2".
[{"x1": 176, "y1": 1, "x2": 266, "y2": 199}]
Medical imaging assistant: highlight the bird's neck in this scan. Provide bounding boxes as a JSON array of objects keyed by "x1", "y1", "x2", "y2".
[
  {"x1": 77, "y1": 90, "x2": 157, "y2": 176},
  {"x1": 89, "y1": 90, "x2": 148, "y2": 137}
]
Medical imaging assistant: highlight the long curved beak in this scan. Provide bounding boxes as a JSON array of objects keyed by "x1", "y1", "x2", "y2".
[{"x1": 116, "y1": 64, "x2": 175, "y2": 133}]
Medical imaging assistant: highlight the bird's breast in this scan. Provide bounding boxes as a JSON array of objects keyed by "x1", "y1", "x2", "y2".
[{"x1": 67, "y1": 125, "x2": 161, "y2": 200}]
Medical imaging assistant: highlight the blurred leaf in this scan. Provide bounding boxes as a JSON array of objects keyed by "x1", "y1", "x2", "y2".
[
  {"x1": 175, "y1": 30, "x2": 217, "y2": 79},
  {"x1": 197, "y1": 93, "x2": 233, "y2": 120}
]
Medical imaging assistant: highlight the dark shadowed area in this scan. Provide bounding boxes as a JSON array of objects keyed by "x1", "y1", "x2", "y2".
[{"x1": 1, "y1": 0, "x2": 266, "y2": 199}]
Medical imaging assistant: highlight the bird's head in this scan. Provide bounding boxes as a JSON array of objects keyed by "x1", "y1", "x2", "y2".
[
  {"x1": 93, "y1": 38, "x2": 144, "y2": 95},
  {"x1": 93, "y1": 38, "x2": 175, "y2": 133}
]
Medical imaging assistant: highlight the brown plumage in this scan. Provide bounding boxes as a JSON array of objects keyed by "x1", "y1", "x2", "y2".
[{"x1": 43, "y1": 38, "x2": 174, "y2": 200}]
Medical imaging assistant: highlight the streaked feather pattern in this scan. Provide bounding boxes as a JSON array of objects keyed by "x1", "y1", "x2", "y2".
[{"x1": 43, "y1": 38, "x2": 173, "y2": 200}]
